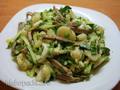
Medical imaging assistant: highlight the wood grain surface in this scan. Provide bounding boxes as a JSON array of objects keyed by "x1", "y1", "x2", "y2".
[{"x1": 0, "y1": 0, "x2": 120, "y2": 90}]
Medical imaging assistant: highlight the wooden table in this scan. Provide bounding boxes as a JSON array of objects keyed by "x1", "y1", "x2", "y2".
[{"x1": 0, "y1": 0, "x2": 120, "y2": 90}]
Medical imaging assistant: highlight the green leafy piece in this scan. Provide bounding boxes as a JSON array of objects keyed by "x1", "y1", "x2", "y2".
[
  {"x1": 91, "y1": 46, "x2": 98, "y2": 55},
  {"x1": 26, "y1": 66, "x2": 36, "y2": 77},
  {"x1": 94, "y1": 56, "x2": 109, "y2": 68},
  {"x1": 87, "y1": 23, "x2": 96, "y2": 30},
  {"x1": 84, "y1": 64, "x2": 92, "y2": 74},
  {"x1": 79, "y1": 44, "x2": 91, "y2": 50},
  {"x1": 6, "y1": 38, "x2": 14, "y2": 49},
  {"x1": 90, "y1": 41, "x2": 98, "y2": 55},
  {"x1": 59, "y1": 6, "x2": 71, "y2": 13},
  {"x1": 101, "y1": 47, "x2": 110, "y2": 55},
  {"x1": 56, "y1": 53, "x2": 75, "y2": 66}
]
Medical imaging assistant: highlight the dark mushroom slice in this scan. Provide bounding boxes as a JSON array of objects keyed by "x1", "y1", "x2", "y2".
[
  {"x1": 72, "y1": 28, "x2": 93, "y2": 34},
  {"x1": 42, "y1": 35, "x2": 75, "y2": 44},
  {"x1": 68, "y1": 22, "x2": 78, "y2": 28},
  {"x1": 32, "y1": 29, "x2": 47, "y2": 33},
  {"x1": 68, "y1": 22, "x2": 93, "y2": 34},
  {"x1": 49, "y1": 59, "x2": 72, "y2": 76},
  {"x1": 27, "y1": 30, "x2": 47, "y2": 44},
  {"x1": 56, "y1": 74, "x2": 81, "y2": 83}
]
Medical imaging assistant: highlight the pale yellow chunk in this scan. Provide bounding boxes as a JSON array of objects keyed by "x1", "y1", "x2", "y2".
[{"x1": 57, "y1": 26, "x2": 76, "y2": 41}]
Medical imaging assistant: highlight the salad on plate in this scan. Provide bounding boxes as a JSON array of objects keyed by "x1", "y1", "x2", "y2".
[{"x1": 6, "y1": 6, "x2": 110, "y2": 83}]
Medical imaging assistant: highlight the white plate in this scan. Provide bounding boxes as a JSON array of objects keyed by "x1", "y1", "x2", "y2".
[{"x1": 0, "y1": 3, "x2": 120, "y2": 90}]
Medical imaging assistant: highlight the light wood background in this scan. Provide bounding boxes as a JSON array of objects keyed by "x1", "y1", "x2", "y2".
[{"x1": 0, "y1": 0, "x2": 120, "y2": 90}]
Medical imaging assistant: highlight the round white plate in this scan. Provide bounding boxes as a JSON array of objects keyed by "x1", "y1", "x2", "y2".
[{"x1": 0, "y1": 3, "x2": 120, "y2": 90}]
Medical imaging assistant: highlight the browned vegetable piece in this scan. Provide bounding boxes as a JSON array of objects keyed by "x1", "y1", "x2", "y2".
[
  {"x1": 68, "y1": 22, "x2": 78, "y2": 28},
  {"x1": 20, "y1": 48, "x2": 28, "y2": 54},
  {"x1": 49, "y1": 59, "x2": 72, "y2": 76},
  {"x1": 27, "y1": 30, "x2": 47, "y2": 43},
  {"x1": 53, "y1": 6, "x2": 64, "y2": 21},
  {"x1": 53, "y1": 61, "x2": 81, "y2": 83},
  {"x1": 42, "y1": 35, "x2": 75, "y2": 44},
  {"x1": 68, "y1": 22, "x2": 93, "y2": 34},
  {"x1": 56, "y1": 74, "x2": 81, "y2": 83},
  {"x1": 49, "y1": 59, "x2": 81, "y2": 83},
  {"x1": 73, "y1": 28, "x2": 93, "y2": 34}
]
